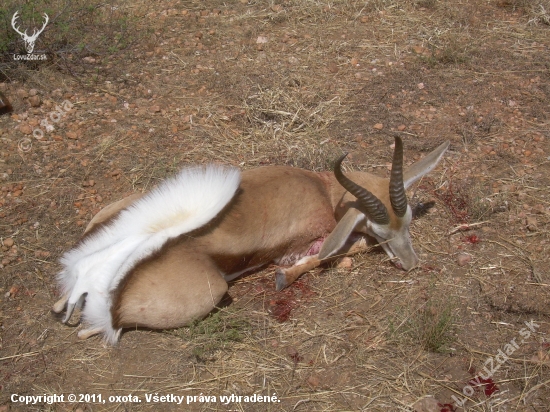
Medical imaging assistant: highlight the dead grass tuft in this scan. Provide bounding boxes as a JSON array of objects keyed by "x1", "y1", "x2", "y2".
[{"x1": 528, "y1": 1, "x2": 550, "y2": 25}]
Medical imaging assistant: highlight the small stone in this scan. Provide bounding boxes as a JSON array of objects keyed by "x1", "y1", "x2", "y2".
[
  {"x1": 17, "y1": 89, "x2": 29, "y2": 99},
  {"x1": 328, "y1": 62, "x2": 339, "y2": 73},
  {"x1": 3, "y1": 238, "x2": 14, "y2": 247},
  {"x1": 29, "y1": 89, "x2": 38, "y2": 96},
  {"x1": 66, "y1": 131, "x2": 78, "y2": 139},
  {"x1": 28, "y1": 95, "x2": 41, "y2": 107},
  {"x1": 397, "y1": 124, "x2": 406, "y2": 131},
  {"x1": 256, "y1": 36, "x2": 268, "y2": 44},
  {"x1": 456, "y1": 253, "x2": 472, "y2": 266},
  {"x1": 150, "y1": 105, "x2": 161, "y2": 113},
  {"x1": 82, "y1": 56, "x2": 96, "y2": 63},
  {"x1": 307, "y1": 374, "x2": 320, "y2": 388},
  {"x1": 288, "y1": 56, "x2": 299, "y2": 65},
  {"x1": 337, "y1": 257, "x2": 353, "y2": 268},
  {"x1": 418, "y1": 82, "x2": 425, "y2": 89},
  {"x1": 373, "y1": 123, "x2": 384, "y2": 130},
  {"x1": 413, "y1": 396, "x2": 441, "y2": 412},
  {"x1": 527, "y1": 216, "x2": 537, "y2": 231},
  {"x1": 19, "y1": 124, "x2": 32, "y2": 134}
]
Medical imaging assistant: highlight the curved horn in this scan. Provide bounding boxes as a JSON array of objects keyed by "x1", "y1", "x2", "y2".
[
  {"x1": 334, "y1": 154, "x2": 389, "y2": 225},
  {"x1": 389, "y1": 136, "x2": 407, "y2": 217}
]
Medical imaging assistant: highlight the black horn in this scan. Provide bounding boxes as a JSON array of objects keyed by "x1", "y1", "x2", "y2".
[
  {"x1": 389, "y1": 136, "x2": 407, "y2": 217},
  {"x1": 334, "y1": 154, "x2": 389, "y2": 225}
]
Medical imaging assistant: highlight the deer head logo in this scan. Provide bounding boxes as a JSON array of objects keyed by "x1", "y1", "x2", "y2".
[{"x1": 11, "y1": 11, "x2": 49, "y2": 54}]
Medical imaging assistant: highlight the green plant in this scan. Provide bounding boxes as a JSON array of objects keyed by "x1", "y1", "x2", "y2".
[
  {"x1": 389, "y1": 293, "x2": 457, "y2": 353},
  {"x1": 172, "y1": 309, "x2": 251, "y2": 361},
  {"x1": 414, "y1": 297, "x2": 456, "y2": 352}
]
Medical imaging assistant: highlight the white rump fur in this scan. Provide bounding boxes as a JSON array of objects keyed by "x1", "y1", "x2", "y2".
[{"x1": 57, "y1": 165, "x2": 241, "y2": 344}]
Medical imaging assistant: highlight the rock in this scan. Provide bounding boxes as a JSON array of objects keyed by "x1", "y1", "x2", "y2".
[
  {"x1": 28, "y1": 95, "x2": 41, "y2": 107},
  {"x1": 373, "y1": 123, "x2": 384, "y2": 130},
  {"x1": 307, "y1": 374, "x2": 320, "y2": 389},
  {"x1": 19, "y1": 124, "x2": 32, "y2": 134},
  {"x1": 29, "y1": 89, "x2": 38, "y2": 96},
  {"x1": 3, "y1": 238, "x2": 14, "y2": 247},
  {"x1": 413, "y1": 396, "x2": 441, "y2": 412},
  {"x1": 17, "y1": 89, "x2": 29, "y2": 99},
  {"x1": 337, "y1": 257, "x2": 353, "y2": 268},
  {"x1": 456, "y1": 253, "x2": 472, "y2": 266},
  {"x1": 527, "y1": 216, "x2": 537, "y2": 231}
]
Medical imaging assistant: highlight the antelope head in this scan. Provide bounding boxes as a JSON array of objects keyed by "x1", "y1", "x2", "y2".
[
  {"x1": 12, "y1": 11, "x2": 49, "y2": 54},
  {"x1": 319, "y1": 137, "x2": 449, "y2": 270}
]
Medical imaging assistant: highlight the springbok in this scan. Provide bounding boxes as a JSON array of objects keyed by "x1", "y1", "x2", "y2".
[
  {"x1": 53, "y1": 137, "x2": 449, "y2": 344},
  {"x1": 11, "y1": 11, "x2": 49, "y2": 54}
]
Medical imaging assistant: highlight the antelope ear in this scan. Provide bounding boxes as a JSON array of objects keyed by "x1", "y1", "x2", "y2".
[
  {"x1": 403, "y1": 140, "x2": 450, "y2": 189},
  {"x1": 319, "y1": 208, "x2": 365, "y2": 260}
]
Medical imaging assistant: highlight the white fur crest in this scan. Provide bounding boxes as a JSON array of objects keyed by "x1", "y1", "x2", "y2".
[{"x1": 57, "y1": 164, "x2": 241, "y2": 344}]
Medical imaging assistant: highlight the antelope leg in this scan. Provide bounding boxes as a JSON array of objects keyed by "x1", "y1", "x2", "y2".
[
  {"x1": 52, "y1": 293, "x2": 69, "y2": 314},
  {"x1": 77, "y1": 328, "x2": 103, "y2": 340},
  {"x1": 275, "y1": 236, "x2": 371, "y2": 291}
]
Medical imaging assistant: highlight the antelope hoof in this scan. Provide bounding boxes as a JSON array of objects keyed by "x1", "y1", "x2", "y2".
[
  {"x1": 275, "y1": 268, "x2": 288, "y2": 291},
  {"x1": 78, "y1": 328, "x2": 103, "y2": 340},
  {"x1": 52, "y1": 294, "x2": 69, "y2": 314}
]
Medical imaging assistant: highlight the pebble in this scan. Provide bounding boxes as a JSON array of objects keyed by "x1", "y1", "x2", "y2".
[
  {"x1": 373, "y1": 123, "x2": 384, "y2": 130},
  {"x1": 337, "y1": 257, "x2": 353, "y2": 268},
  {"x1": 526, "y1": 216, "x2": 537, "y2": 231},
  {"x1": 19, "y1": 124, "x2": 32, "y2": 134},
  {"x1": 456, "y1": 253, "x2": 472, "y2": 266},
  {"x1": 413, "y1": 397, "x2": 441, "y2": 412},
  {"x1": 28, "y1": 95, "x2": 41, "y2": 107},
  {"x1": 3, "y1": 238, "x2": 14, "y2": 247}
]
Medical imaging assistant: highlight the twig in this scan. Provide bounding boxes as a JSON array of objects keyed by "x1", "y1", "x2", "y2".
[{"x1": 448, "y1": 221, "x2": 489, "y2": 235}]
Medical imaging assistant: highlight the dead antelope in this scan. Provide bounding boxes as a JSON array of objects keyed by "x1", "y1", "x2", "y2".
[{"x1": 53, "y1": 137, "x2": 449, "y2": 344}]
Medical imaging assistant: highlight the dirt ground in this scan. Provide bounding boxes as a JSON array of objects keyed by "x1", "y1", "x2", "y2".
[{"x1": 1, "y1": 0, "x2": 550, "y2": 411}]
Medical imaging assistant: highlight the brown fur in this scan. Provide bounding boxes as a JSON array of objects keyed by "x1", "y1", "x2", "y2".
[
  {"x1": 81, "y1": 149, "x2": 445, "y2": 333},
  {"x1": 108, "y1": 166, "x2": 341, "y2": 330}
]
